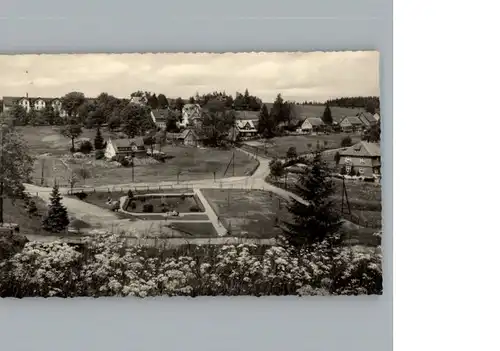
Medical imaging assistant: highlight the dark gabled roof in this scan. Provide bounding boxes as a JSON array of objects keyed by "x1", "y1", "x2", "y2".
[
  {"x1": 358, "y1": 114, "x2": 372, "y2": 127},
  {"x1": 165, "y1": 129, "x2": 198, "y2": 140},
  {"x1": 358, "y1": 112, "x2": 377, "y2": 124},
  {"x1": 303, "y1": 117, "x2": 325, "y2": 126},
  {"x1": 179, "y1": 129, "x2": 198, "y2": 140},
  {"x1": 341, "y1": 116, "x2": 364, "y2": 126},
  {"x1": 340, "y1": 141, "x2": 381, "y2": 158},
  {"x1": 2, "y1": 96, "x2": 17, "y2": 106},
  {"x1": 151, "y1": 108, "x2": 171, "y2": 122},
  {"x1": 110, "y1": 137, "x2": 145, "y2": 150},
  {"x1": 2, "y1": 96, "x2": 53, "y2": 105}
]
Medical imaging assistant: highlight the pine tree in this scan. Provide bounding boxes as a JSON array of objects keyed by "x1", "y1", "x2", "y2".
[
  {"x1": 322, "y1": 105, "x2": 333, "y2": 125},
  {"x1": 42, "y1": 184, "x2": 70, "y2": 233},
  {"x1": 94, "y1": 127, "x2": 104, "y2": 150},
  {"x1": 257, "y1": 104, "x2": 275, "y2": 138},
  {"x1": 281, "y1": 152, "x2": 344, "y2": 249}
]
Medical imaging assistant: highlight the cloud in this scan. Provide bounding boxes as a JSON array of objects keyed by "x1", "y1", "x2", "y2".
[{"x1": 0, "y1": 52, "x2": 379, "y2": 101}]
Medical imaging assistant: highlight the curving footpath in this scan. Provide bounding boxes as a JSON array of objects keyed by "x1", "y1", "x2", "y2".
[{"x1": 23, "y1": 147, "x2": 352, "y2": 247}]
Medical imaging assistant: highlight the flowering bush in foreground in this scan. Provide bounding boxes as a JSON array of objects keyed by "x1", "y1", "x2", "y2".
[{"x1": 0, "y1": 232, "x2": 382, "y2": 297}]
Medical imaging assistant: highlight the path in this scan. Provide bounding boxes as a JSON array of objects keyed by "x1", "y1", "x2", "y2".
[
  {"x1": 192, "y1": 188, "x2": 227, "y2": 236},
  {"x1": 23, "y1": 146, "x2": 350, "y2": 245}
]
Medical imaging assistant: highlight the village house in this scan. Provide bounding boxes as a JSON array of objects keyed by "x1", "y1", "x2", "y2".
[
  {"x1": 181, "y1": 103, "x2": 202, "y2": 127},
  {"x1": 150, "y1": 109, "x2": 171, "y2": 129},
  {"x1": 2, "y1": 95, "x2": 68, "y2": 117},
  {"x1": 357, "y1": 112, "x2": 378, "y2": 128},
  {"x1": 236, "y1": 119, "x2": 258, "y2": 137},
  {"x1": 339, "y1": 116, "x2": 364, "y2": 132},
  {"x1": 129, "y1": 96, "x2": 147, "y2": 106},
  {"x1": 373, "y1": 113, "x2": 381, "y2": 122},
  {"x1": 104, "y1": 137, "x2": 147, "y2": 160},
  {"x1": 165, "y1": 129, "x2": 199, "y2": 147},
  {"x1": 300, "y1": 117, "x2": 325, "y2": 133},
  {"x1": 338, "y1": 141, "x2": 381, "y2": 177}
]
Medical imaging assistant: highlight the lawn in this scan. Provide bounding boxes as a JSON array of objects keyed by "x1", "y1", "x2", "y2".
[
  {"x1": 19, "y1": 126, "x2": 114, "y2": 156},
  {"x1": 2, "y1": 197, "x2": 51, "y2": 236},
  {"x1": 243, "y1": 133, "x2": 362, "y2": 158},
  {"x1": 3, "y1": 196, "x2": 91, "y2": 236},
  {"x1": 269, "y1": 173, "x2": 382, "y2": 229},
  {"x1": 126, "y1": 194, "x2": 204, "y2": 213},
  {"x1": 64, "y1": 146, "x2": 259, "y2": 187},
  {"x1": 201, "y1": 189, "x2": 291, "y2": 239},
  {"x1": 32, "y1": 156, "x2": 72, "y2": 187}
]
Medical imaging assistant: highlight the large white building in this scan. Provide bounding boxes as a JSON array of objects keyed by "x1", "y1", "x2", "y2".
[
  {"x1": 181, "y1": 103, "x2": 202, "y2": 127},
  {"x1": 2, "y1": 95, "x2": 68, "y2": 117}
]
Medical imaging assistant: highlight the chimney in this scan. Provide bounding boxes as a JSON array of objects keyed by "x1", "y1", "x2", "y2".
[{"x1": 26, "y1": 92, "x2": 28, "y2": 98}]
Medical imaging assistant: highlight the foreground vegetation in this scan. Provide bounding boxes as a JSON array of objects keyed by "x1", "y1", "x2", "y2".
[{"x1": 0, "y1": 232, "x2": 382, "y2": 297}]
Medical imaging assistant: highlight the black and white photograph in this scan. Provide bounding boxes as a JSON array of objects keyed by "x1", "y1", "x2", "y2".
[{"x1": 0, "y1": 51, "x2": 382, "y2": 297}]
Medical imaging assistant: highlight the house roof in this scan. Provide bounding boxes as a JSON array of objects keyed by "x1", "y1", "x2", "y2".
[
  {"x1": 358, "y1": 112, "x2": 377, "y2": 124},
  {"x1": 182, "y1": 104, "x2": 202, "y2": 120},
  {"x1": 110, "y1": 137, "x2": 145, "y2": 150},
  {"x1": 357, "y1": 114, "x2": 372, "y2": 127},
  {"x1": 342, "y1": 116, "x2": 364, "y2": 126},
  {"x1": 2, "y1": 96, "x2": 17, "y2": 107},
  {"x1": 303, "y1": 117, "x2": 325, "y2": 127},
  {"x1": 2, "y1": 96, "x2": 62, "y2": 105},
  {"x1": 130, "y1": 96, "x2": 146, "y2": 105},
  {"x1": 236, "y1": 119, "x2": 256, "y2": 130},
  {"x1": 151, "y1": 109, "x2": 171, "y2": 122},
  {"x1": 179, "y1": 129, "x2": 198, "y2": 139},
  {"x1": 165, "y1": 129, "x2": 198, "y2": 140},
  {"x1": 182, "y1": 103, "x2": 201, "y2": 111},
  {"x1": 339, "y1": 141, "x2": 381, "y2": 158}
]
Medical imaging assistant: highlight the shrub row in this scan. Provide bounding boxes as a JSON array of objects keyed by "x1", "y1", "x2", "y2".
[{"x1": 0, "y1": 232, "x2": 382, "y2": 297}]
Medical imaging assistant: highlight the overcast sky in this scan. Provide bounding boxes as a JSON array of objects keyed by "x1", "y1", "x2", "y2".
[{"x1": 0, "y1": 52, "x2": 379, "y2": 102}]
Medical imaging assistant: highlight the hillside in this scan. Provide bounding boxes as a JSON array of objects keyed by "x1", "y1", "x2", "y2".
[{"x1": 263, "y1": 103, "x2": 364, "y2": 122}]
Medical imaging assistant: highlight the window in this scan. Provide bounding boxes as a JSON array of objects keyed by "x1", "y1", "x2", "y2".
[
  {"x1": 360, "y1": 158, "x2": 365, "y2": 164},
  {"x1": 359, "y1": 168, "x2": 364, "y2": 174},
  {"x1": 346, "y1": 165, "x2": 352, "y2": 173},
  {"x1": 345, "y1": 157, "x2": 351, "y2": 163}
]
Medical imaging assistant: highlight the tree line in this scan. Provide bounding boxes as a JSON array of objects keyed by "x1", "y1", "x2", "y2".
[{"x1": 302, "y1": 97, "x2": 380, "y2": 114}]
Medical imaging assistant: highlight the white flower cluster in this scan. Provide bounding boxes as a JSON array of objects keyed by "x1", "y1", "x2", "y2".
[{"x1": 0, "y1": 233, "x2": 382, "y2": 297}]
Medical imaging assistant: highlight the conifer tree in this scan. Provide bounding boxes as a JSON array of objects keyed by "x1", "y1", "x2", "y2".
[
  {"x1": 94, "y1": 127, "x2": 104, "y2": 150},
  {"x1": 257, "y1": 104, "x2": 275, "y2": 138},
  {"x1": 281, "y1": 152, "x2": 344, "y2": 249},
  {"x1": 42, "y1": 184, "x2": 70, "y2": 233},
  {"x1": 322, "y1": 105, "x2": 333, "y2": 125}
]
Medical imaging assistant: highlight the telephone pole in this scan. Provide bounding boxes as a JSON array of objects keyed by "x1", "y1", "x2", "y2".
[{"x1": 340, "y1": 176, "x2": 351, "y2": 215}]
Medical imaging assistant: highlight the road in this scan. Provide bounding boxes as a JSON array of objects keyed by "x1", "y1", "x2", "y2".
[{"x1": 23, "y1": 147, "x2": 356, "y2": 246}]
